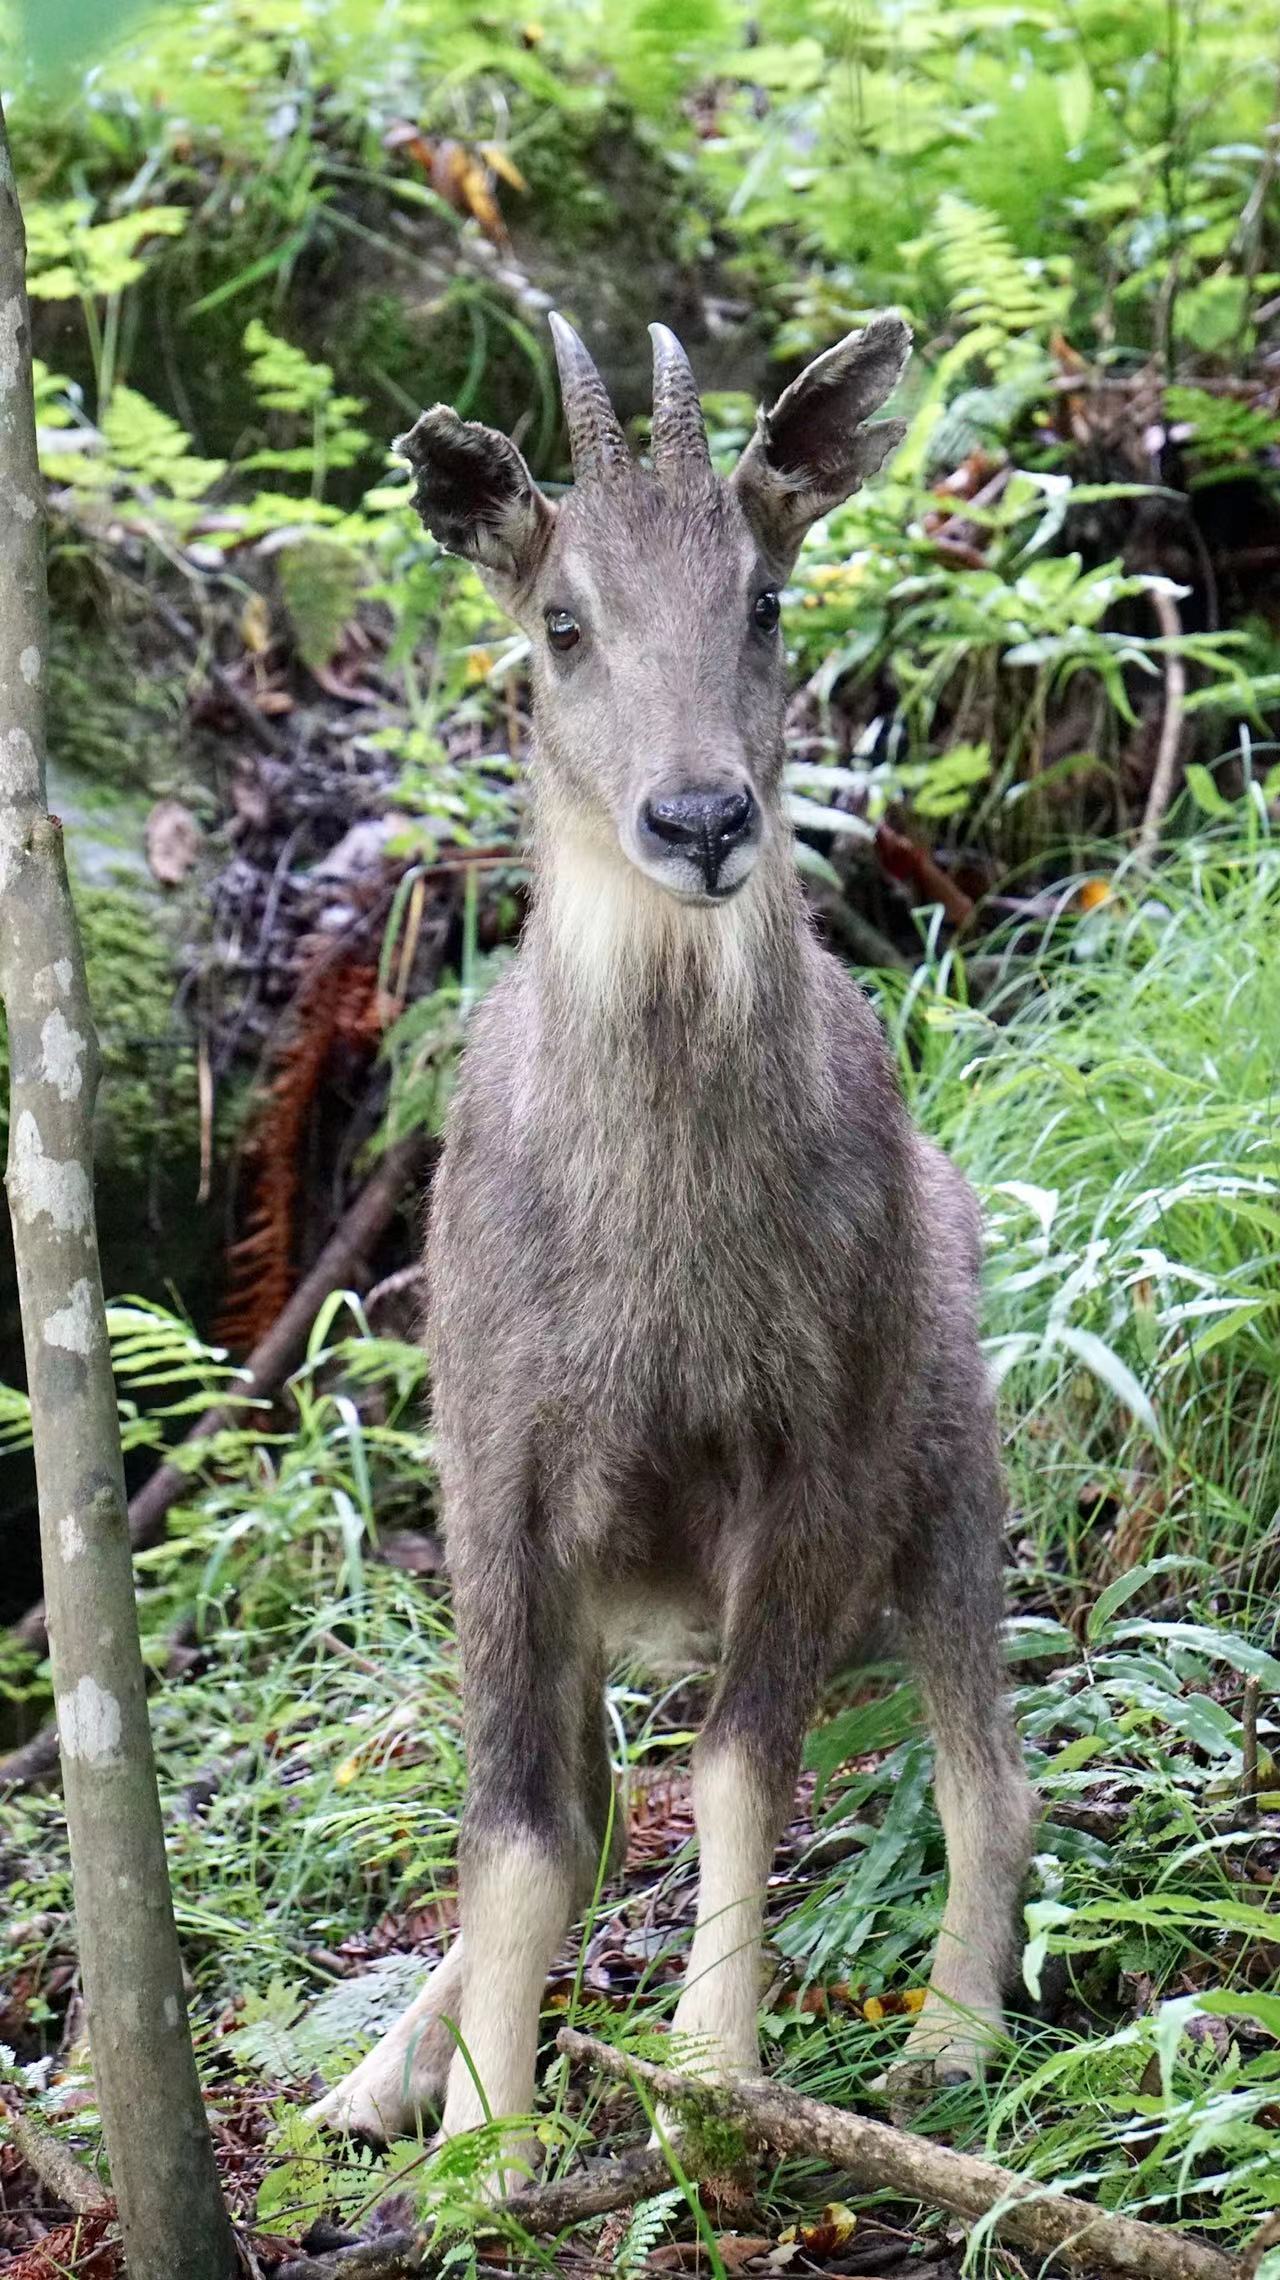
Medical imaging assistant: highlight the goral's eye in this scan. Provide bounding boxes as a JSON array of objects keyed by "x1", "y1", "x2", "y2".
[
  {"x1": 752, "y1": 588, "x2": 781, "y2": 634},
  {"x1": 545, "y1": 608, "x2": 581, "y2": 653}
]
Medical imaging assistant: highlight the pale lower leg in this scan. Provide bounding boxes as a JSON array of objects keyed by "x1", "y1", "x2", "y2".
[
  {"x1": 439, "y1": 1834, "x2": 574, "y2": 2183},
  {"x1": 308, "y1": 1937, "x2": 465, "y2": 2141},
  {"x1": 904, "y1": 1734, "x2": 1035, "y2": 2077},
  {"x1": 669, "y1": 1743, "x2": 776, "y2": 2079}
]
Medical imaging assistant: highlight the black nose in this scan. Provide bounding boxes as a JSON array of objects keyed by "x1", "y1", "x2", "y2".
[{"x1": 641, "y1": 788, "x2": 757, "y2": 887}]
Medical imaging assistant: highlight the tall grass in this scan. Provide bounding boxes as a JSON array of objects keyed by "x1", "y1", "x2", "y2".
[{"x1": 900, "y1": 819, "x2": 1280, "y2": 1601}]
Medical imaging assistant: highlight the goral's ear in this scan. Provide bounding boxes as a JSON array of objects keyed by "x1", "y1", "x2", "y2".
[
  {"x1": 731, "y1": 315, "x2": 911, "y2": 573},
  {"x1": 396, "y1": 406, "x2": 555, "y2": 598}
]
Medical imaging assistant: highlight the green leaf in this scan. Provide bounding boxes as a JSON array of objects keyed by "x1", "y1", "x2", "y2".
[
  {"x1": 1087, "y1": 1556, "x2": 1206, "y2": 1642},
  {"x1": 1051, "y1": 1326, "x2": 1160, "y2": 1441},
  {"x1": 1112, "y1": 1624, "x2": 1280, "y2": 1691},
  {"x1": 1185, "y1": 764, "x2": 1235, "y2": 817},
  {"x1": 804, "y1": 1685, "x2": 922, "y2": 1792},
  {"x1": 1195, "y1": 1991, "x2": 1280, "y2": 2040}
]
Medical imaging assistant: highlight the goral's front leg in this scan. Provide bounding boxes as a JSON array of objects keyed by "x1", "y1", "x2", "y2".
[{"x1": 669, "y1": 1506, "x2": 838, "y2": 2086}]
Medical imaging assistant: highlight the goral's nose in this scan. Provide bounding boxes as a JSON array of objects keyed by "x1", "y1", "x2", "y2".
[{"x1": 641, "y1": 788, "x2": 757, "y2": 888}]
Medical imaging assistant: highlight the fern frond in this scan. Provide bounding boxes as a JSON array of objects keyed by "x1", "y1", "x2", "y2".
[
  {"x1": 925, "y1": 195, "x2": 1071, "y2": 357},
  {"x1": 218, "y1": 955, "x2": 385, "y2": 1352}
]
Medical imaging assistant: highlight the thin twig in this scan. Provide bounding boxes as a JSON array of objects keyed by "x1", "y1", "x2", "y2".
[
  {"x1": 1134, "y1": 585, "x2": 1187, "y2": 868},
  {"x1": 557, "y1": 2029, "x2": 1237, "y2": 2280},
  {"x1": 272, "y1": 2143, "x2": 687, "y2": 2280}
]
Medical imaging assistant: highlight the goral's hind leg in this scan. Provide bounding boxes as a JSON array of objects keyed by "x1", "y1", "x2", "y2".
[
  {"x1": 308, "y1": 1940, "x2": 465, "y2": 2142},
  {"x1": 894, "y1": 1419, "x2": 1036, "y2": 2089},
  {"x1": 310, "y1": 1652, "x2": 620, "y2": 2154}
]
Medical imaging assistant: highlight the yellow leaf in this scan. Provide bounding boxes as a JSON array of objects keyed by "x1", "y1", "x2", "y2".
[
  {"x1": 334, "y1": 1755, "x2": 361, "y2": 1787},
  {"x1": 904, "y1": 1986, "x2": 928, "y2": 2013},
  {"x1": 782, "y1": 2205, "x2": 858, "y2": 2254},
  {"x1": 480, "y1": 143, "x2": 530, "y2": 195},
  {"x1": 458, "y1": 156, "x2": 505, "y2": 243},
  {"x1": 241, "y1": 591, "x2": 272, "y2": 654},
  {"x1": 808, "y1": 2203, "x2": 857, "y2": 2250},
  {"x1": 862, "y1": 1994, "x2": 885, "y2": 2021}
]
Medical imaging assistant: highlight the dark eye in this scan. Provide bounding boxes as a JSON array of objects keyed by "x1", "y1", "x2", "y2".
[
  {"x1": 752, "y1": 588, "x2": 781, "y2": 634},
  {"x1": 545, "y1": 608, "x2": 581, "y2": 653}
]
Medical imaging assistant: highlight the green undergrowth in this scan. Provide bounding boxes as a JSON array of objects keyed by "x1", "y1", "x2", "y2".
[
  {"x1": 8, "y1": 0, "x2": 1280, "y2": 873},
  {"x1": 2, "y1": 827, "x2": 1278, "y2": 2263}
]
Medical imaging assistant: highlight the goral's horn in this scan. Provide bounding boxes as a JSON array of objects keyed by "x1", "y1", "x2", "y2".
[
  {"x1": 649, "y1": 322, "x2": 711, "y2": 485},
  {"x1": 548, "y1": 311, "x2": 631, "y2": 483}
]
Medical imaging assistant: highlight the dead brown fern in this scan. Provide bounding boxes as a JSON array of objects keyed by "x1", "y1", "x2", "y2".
[{"x1": 217, "y1": 952, "x2": 386, "y2": 1351}]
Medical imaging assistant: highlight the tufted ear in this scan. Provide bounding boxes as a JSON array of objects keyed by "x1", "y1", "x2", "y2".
[
  {"x1": 731, "y1": 315, "x2": 911, "y2": 574},
  {"x1": 396, "y1": 405, "x2": 555, "y2": 598}
]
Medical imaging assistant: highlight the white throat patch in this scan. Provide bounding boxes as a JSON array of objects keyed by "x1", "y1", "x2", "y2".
[{"x1": 539, "y1": 827, "x2": 770, "y2": 1022}]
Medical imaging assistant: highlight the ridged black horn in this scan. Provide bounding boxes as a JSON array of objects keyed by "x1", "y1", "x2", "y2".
[
  {"x1": 548, "y1": 311, "x2": 631, "y2": 482},
  {"x1": 649, "y1": 322, "x2": 711, "y2": 484}
]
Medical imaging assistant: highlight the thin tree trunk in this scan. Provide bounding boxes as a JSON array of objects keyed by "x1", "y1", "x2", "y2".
[{"x1": 0, "y1": 105, "x2": 236, "y2": 2280}]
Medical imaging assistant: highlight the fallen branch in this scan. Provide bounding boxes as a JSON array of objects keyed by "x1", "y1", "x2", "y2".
[
  {"x1": 10, "y1": 1132, "x2": 427, "y2": 1669},
  {"x1": 272, "y1": 2142, "x2": 687, "y2": 2280},
  {"x1": 1134, "y1": 586, "x2": 1188, "y2": 869},
  {"x1": 0, "y1": 1723, "x2": 64, "y2": 1789},
  {"x1": 557, "y1": 2029, "x2": 1237, "y2": 2280},
  {"x1": 0, "y1": 2092, "x2": 112, "y2": 2216}
]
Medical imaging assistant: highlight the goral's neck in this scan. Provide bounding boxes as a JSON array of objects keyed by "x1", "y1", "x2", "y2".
[{"x1": 531, "y1": 812, "x2": 798, "y2": 1006}]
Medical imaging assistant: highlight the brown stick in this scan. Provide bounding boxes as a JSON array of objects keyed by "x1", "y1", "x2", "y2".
[
  {"x1": 874, "y1": 821, "x2": 975, "y2": 928},
  {"x1": 11, "y1": 1133, "x2": 427, "y2": 1664},
  {"x1": 1240, "y1": 1676, "x2": 1260, "y2": 1823},
  {"x1": 557, "y1": 2031, "x2": 1238, "y2": 2280},
  {"x1": 0, "y1": 2093, "x2": 111, "y2": 2216},
  {"x1": 0, "y1": 1722, "x2": 61, "y2": 1787},
  {"x1": 272, "y1": 2142, "x2": 687, "y2": 2280},
  {"x1": 1134, "y1": 586, "x2": 1188, "y2": 869}
]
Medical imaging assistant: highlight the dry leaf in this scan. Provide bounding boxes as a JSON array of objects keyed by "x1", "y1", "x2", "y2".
[
  {"x1": 479, "y1": 141, "x2": 530, "y2": 193},
  {"x1": 145, "y1": 798, "x2": 201, "y2": 887},
  {"x1": 240, "y1": 590, "x2": 272, "y2": 654},
  {"x1": 650, "y1": 2236, "x2": 772, "y2": 2273},
  {"x1": 862, "y1": 1988, "x2": 926, "y2": 2022},
  {"x1": 775, "y1": 2203, "x2": 858, "y2": 2259}
]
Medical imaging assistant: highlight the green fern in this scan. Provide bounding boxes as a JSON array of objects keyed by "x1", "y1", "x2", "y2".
[
  {"x1": 616, "y1": 2189, "x2": 686, "y2": 2273},
  {"x1": 1165, "y1": 385, "x2": 1280, "y2": 492},
  {"x1": 242, "y1": 319, "x2": 370, "y2": 492},
  {"x1": 277, "y1": 536, "x2": 364, "y2": 669},
  {"x1": 24, "y1": 199, "x2": 189, "y2": 301},
  {"x1": 916, "y1": 193, "x2": 1072, "y2": 357},
  {"x1": 100, "y1": 388, "x2": 227, "y2": 502}
]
